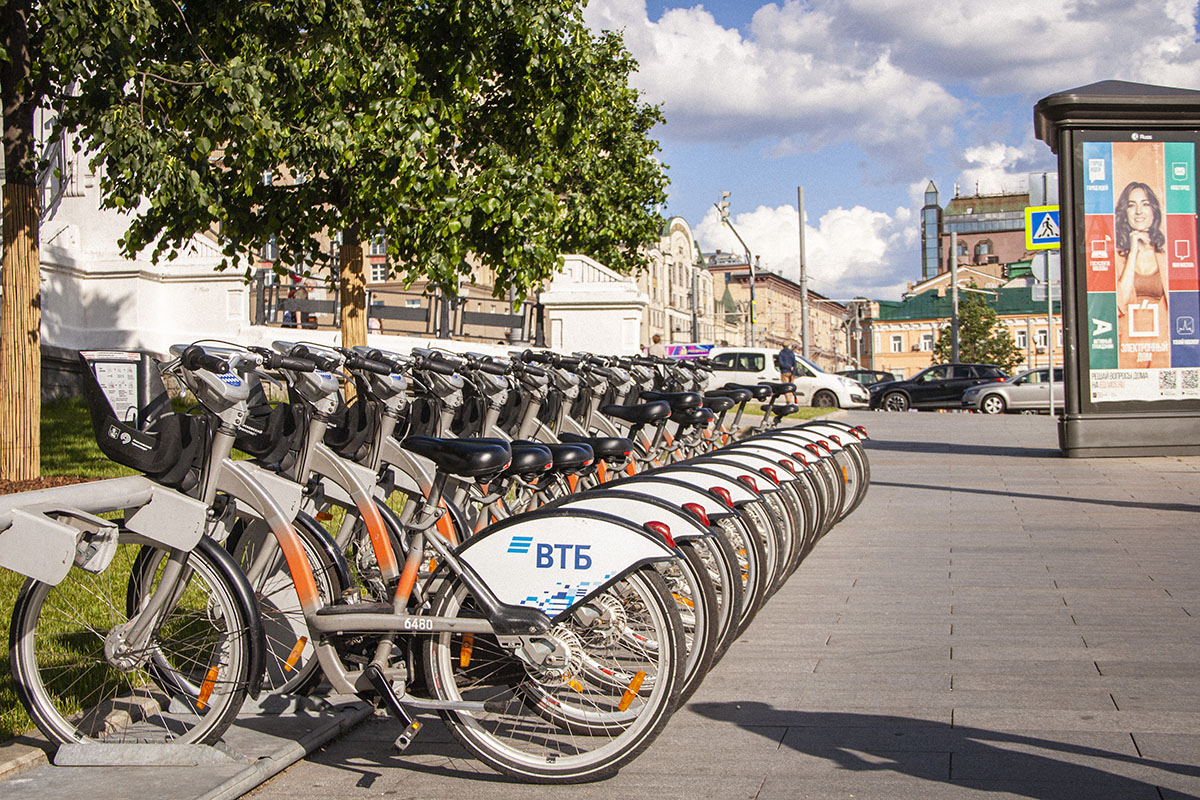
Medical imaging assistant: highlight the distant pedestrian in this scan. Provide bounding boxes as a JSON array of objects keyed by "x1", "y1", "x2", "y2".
[
  {"x1": 648, "y1": 334, "x2": 667, "y2": 358},
  {"x1": 778, "y1": 343, "x2": 797, "y2": 403}
]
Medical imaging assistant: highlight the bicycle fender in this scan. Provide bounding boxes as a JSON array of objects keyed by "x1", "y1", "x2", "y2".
[
  {"x1": 455, "y1": 509, "x2": 676, "y2": 619},
  {"x1": 551, "y1": 492, "x2": 711, "y2": 543},
  {"x1": 600, "y1": 475, "x2": 732, "y2": 520},
  {"x1": 652, "y1": 464, "x2": 761, "y2": 505}
]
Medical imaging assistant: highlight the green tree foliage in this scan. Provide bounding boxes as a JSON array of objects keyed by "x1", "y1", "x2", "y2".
[
  {"x1": 42, "y1": 0, "x2": 668, "y2": 297},
  {"x1": 932, "y1": 289, "x2": 1023, "y2": 372}
]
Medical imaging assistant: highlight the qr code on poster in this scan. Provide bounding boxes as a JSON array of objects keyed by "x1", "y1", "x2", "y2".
[
  {"x1": 1160, "y1": 371, "x2": 1178, "y2": 390},
  {"x1": 1183, "y1": 370, "x2": 1200, "y2": 390}
]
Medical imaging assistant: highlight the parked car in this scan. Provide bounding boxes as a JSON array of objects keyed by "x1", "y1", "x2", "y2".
[
  {"x1": 868, "y1": 363, "x2": 1008, "y2": 411},
  {"x1": 706, "y1": 346, "x2": 869, "y2": 408},
  {"x1": 838, "y1": 369, "x2": 895, "y2": 387},
  {"x1": 962, "y1": 367, "x2": 1063, "y2": 414}
]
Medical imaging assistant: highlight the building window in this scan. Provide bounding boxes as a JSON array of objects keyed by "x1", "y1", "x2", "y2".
[
  {"x1": 261, "y1": 235, "x2": 278, "y2": 262},
  {"x1": 369, "y1": 261, "x2": 388, "y2": 283},
  {"x1": 405, "y1": 298, "x2": 421, "y2": 308},
  {"x1": 974, "y1": 240, "x2": 993, "y2": 259},
  {"x1": 369, "y1": 234, "x2": 387, "y2": 256},
  {"x1": 1016, "y1": 329, "x2": 1028, "y2": 349},
  {"x1": 1034, "y1": 329, "x2": 1048, "y2": 348},
  {"x1": 890, "y1": 334, "x2": 903, "y2": 353},
  {"x1": 920, "y1": 332, "x2": 933, "y2": 351}
]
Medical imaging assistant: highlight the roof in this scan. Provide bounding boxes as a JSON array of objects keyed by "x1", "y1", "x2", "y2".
[
  {"x1": 944, "y1": 192, "x2": 1030, "y2": 217},
  {"x1": 876, "y1": 285, "x2": 1060, "y2": 321}
]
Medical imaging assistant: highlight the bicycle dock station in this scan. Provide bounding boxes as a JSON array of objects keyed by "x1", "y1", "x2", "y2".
[{"x1": 0, "y1": 346, "x2": 871, "y2": 792}]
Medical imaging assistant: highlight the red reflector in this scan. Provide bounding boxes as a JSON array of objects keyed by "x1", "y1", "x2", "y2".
[
  {"x1": 805, "y1": 443, "x2": 820, "y2": 455},
  {"x1": 780, "y1": 458, "x2": 795, "y2": 473},
  {"x1": 645, "y1": 520, "x2": 676, "y2": 548},
  {"x1": 682, "y1": 502, "x2": 710, "y2": 527},
  {"x1": 817, "y1": 440, "x2": 831, "y2": 452},
  {"x1": 761, "y1": 467, "x2": 779, "y2": 484},
  {"x1": 738, "y1": 474, "x2": 758, "y2": 492},
  {"x1": 829, "y1": 434, "x2": 841, "y2": 445},
  {"x1": 792, "y1": 451, "x2": 809, "y2": 465},
  {"x1": 711, "y1": 486, "x2": 734, "y2": 507}
]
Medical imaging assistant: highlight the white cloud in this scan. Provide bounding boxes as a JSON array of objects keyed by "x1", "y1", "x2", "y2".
[{"x1": 693, "y1": 202, "x2": 915, "y2": 300}]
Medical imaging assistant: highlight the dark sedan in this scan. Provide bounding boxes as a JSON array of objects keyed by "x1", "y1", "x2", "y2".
[
  {"x1": 869, "y1": 363, "x2": 1008, "y2": 411},
  {"x1": 838, "y1": 369, "x2": 895, "y2": 387}
]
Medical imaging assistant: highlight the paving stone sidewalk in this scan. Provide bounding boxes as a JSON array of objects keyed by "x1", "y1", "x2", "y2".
[
  {"x1": 244, "y1": 411, "x2": 1200, "y2": 800},
  {"x1": 5, "y1": 410, "x2": 1200, "y2": 799}
]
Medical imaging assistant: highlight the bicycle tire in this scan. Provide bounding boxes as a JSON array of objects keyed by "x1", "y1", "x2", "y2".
[
  {"x1": 10, "y1": 534, "x2": 255, "y2": 745},
  {"x1": 424, "y1": 567, "x2": 682, "y2": 783}
]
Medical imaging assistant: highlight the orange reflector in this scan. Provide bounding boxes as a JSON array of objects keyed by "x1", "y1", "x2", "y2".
[
  {"x1": 842, "y1": 465, "x2": 849, "y2": 484},
  {"x1": 568, "y1": 474, "x2": 579, "y2": 492},
  {"x1": 428, "y1": 557, "x2": 439, "y2": 574},
  {"x1": 283, "y1": 636, "x2": 308, "y2": 673},
  {"x1": 196, "y1": 666, "x2": 219, "y2": 710},
  {"x1": 618, "y1": 670, "x2": 647, "y2": 711},
  {"x1": 567, "y1": 675, "x2": 584, "y2": 693},
  {"x1": 597, "y1": 460, "x2": 608, "y2": 483},
  {"x1": 314, "y1": 511, "x2": 333, "y2": 521},
  {"x1": 673, "y1": 592, "x2": 695, "y2": 608},
  {"x1": 460, "y1": 633, "x2": 474, "y2": 667}
]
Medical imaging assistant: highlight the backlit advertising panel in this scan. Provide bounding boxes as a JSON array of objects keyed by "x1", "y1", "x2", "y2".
[{"x1": 1078, "y1": 133, "x2": 1200, "y2": 404}]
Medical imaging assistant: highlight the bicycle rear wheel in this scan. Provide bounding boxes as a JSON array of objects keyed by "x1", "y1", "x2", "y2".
[
  {"x1": 424, "y1": 567, "x2": 682, "y2": 783},
  {"x1": 10, "y1": 534, "x2": 255, "y2": 745}
]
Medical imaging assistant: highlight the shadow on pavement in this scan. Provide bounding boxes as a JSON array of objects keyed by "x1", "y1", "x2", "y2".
[
  {"x1": 872, "y1": 480, "x2": 1200, "y2": 514},
  {"x1": 865, "y1": 439, "x2": 1062, "y2": 459},
  {"x1": 690, "y1": 701, "x2": 1199, "y2": 797}
]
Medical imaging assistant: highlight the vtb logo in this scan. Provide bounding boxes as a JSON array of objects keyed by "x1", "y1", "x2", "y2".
[{"x1": 507, "y1": 535, "x2": 593, "y2": 569}]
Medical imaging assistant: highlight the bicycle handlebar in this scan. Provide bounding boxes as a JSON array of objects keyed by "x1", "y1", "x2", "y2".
[{"x1": 180, "y1": 345, "x2": 230, "y2": 375}]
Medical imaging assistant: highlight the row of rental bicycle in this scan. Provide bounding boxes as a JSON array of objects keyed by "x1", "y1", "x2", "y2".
[{"x1": 0, "y1": 340, "x2": 869, "y2": 783}]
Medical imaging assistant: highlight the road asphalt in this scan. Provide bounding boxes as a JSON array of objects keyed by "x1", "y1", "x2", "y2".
[{"x1": 3, "y1": 409, "x2": 1199, "y2": 799}]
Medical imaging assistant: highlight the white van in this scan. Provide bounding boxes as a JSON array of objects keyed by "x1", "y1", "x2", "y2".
[{"x1": 705, "y1": 347, "x2": 869, "y2": 409}]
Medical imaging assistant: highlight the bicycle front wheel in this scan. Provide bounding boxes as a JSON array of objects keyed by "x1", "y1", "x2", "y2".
[
  {"x1": 424, "y1": 567, "x2": 683, "y2": 783},
  {"x1": 10, "y1": 534, "x2": 255, "y2": 745}
]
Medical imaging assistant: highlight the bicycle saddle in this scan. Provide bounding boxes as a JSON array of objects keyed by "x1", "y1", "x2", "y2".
[
  {"x1": 640, "y1": 390, "x2": 702, "y2": 410},
  {"x1": 724, "y1": 383, "x2": 772, "y2": 400},
  {"x1": 762, "y1": 402, "x2": 800, "y2": 416},
  {"x1": 706, "y1": 387, "x2": 751, "y2": 404},
  {"x1": 401, "y1": 436, "x2": 512, "y2": 479},
  {"x1": 559, "y1": 432, "x2": 634, "y2": 463},
  {"x1": 701, "y1": 395, "x2": 735, "y2": 414},
  {"x1": 760, "y1": 382, "x2": 796, "y2": 396},
  {"x1": 600, "y1": 401, "x2": 671, "y2": 425},
  {"x1": 673, "y1": 407, "x2": 715, "y2": 427},
  {"x1": 502, "y1": 441, "x2": 555, "y2": 480},
  {"x1": 543, "y1": 442, "x2": 594, "y2": 475}
]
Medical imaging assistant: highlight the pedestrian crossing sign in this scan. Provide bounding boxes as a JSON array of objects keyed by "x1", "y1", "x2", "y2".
[{"x1": 1025, "y1": 205, "x2": 1060, "y2": 250}]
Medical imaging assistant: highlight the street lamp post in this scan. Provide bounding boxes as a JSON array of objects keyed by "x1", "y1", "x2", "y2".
[{"x1": 716, "y1": 192, "x2": 755, "y2": 347}]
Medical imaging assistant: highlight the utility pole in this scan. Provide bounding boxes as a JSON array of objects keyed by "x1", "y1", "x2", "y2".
[
  {"x1": 690, "y1": 260, "x2": 700, "y2": 343},
  {"x1": 950, "y1": 230, "x2": 960, "y2": 363},
  {"x1": 797, "y1": 186, "x2": 810, "y2": 361},
  {"x1": 716, "y1": 192, "x2": 755, "y2": 347}
]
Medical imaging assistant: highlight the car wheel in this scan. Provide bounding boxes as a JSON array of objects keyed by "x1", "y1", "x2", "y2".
[
  {"x1": 980, "y1": 394, "x2": 1006, "y2": 415},
  {"x1": 883, "y1": 391, "x2": 910, "y2": 412},
  {"x1": 812, "y1": 390, "x2": 838, "y2": 408}
]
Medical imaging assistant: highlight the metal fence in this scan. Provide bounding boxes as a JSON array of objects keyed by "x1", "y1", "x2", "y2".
[{"x1": 252, "y1": 275, "x2": 545, "y2": 345}]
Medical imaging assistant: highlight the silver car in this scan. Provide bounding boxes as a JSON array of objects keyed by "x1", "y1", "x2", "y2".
[{"x1": 963, "y1": 367, "x2": 1063, "y2": 414}]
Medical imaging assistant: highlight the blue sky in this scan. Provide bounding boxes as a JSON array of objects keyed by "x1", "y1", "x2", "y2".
[{"x1": 584, "y1": 0, "x2": 1200, "y2": 300}]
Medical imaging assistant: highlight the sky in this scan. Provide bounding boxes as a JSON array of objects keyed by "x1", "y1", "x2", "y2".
[{"x1": 582, "y1": 0, "x2": 1200, "y2": 301}]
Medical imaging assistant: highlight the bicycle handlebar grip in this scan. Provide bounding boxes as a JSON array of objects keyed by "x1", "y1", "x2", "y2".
[
  {"x1": 180, "y1": 345, "x2": 230, "y2": 375},
  {"x1": 289, "y1": 344, "x2": 339, "y2": 372},
  {"x1": 519, "y1": 362, "x2": 547, "y2": 377},
  {"x1": 419, "y1": 357, "x2": 458, "y2": 376},
  {"x1": 277, "y1": 355, "x2": 317, "y2": 373},
  {"x1": 477, "y1": 360, "x2": 510, "y2": 376},
  {"x1": 364, "y1": 349, "x2": 405, "y2": 372}
]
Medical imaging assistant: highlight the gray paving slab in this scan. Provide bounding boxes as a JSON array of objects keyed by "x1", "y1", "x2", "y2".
[{"x1": 8, "y1": 410, "x2": 1200, "y2": 799}]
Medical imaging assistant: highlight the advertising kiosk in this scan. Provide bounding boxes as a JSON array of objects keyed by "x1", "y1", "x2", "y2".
[{"x1": 1035, "y1": 80, "x2": 1200, "y2": 456}]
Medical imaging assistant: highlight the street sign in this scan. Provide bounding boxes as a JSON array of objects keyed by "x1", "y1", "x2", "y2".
[
  {"x1": 1030, "y1": 251, "x2": 1061, "y2": 282},
  {"x1": 1025, "y1": 205, "x2": 1061, "y2": 250},
  {"x1": 1031, "y1": 283, "x2": 1061, "y2": 302}
]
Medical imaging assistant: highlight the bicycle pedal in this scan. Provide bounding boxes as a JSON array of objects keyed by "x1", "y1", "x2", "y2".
[{"x1": 394, "y1": 720, "x2": 422, "y2": 751}]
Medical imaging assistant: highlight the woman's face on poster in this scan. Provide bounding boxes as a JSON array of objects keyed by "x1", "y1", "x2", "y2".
[{"x1": 1125, "y1": 187, "x2": 1153, "y2": 233}]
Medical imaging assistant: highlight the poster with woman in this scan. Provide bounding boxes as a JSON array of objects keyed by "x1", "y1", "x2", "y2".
[{"x1": 1081, "y1": 135, "x2": 1200, "y2": 402}]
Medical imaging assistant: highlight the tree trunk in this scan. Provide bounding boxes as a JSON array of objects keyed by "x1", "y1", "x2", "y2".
[
  {"x1": 339, "y1": 225, "x2": 367, "y2": 350},
  {"x1": 1, "y1": 0, "x2": 42, "y2": 480},
  {"x1": 0, "y1": 184, "x2": 42, "y2": 480}
]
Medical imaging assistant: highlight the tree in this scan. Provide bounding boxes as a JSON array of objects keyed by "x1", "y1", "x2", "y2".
[
  {"x1": 44, "y1": 0, "x2": 668, "y2": 349},
  {"x1": 932, "y1": 288, "x2": 1023, "y2": 371},
  {"x1": 1, "y1": 0, "x2": 46, "y2": 480}
]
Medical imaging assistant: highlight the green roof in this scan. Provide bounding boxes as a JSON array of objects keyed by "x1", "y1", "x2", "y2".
[
  {"x1": 877, "y1": 286, "x2": 1060, "y2": 321},
  {"x1": 945, "y1": 192, "x2": 1029, "y2": 217}
]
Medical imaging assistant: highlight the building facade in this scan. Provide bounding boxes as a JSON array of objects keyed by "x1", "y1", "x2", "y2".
[
  {"x1": 635, "y1": 216, "x2": 715, "y2": 346},
  {"x1": 706, "y1": 252, "x2": 856, "y2": 373}
]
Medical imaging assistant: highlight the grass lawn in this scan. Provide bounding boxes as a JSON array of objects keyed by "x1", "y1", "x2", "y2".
[{"x1": 1, "y1": 398, "x2": 132, "y2": 742}]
